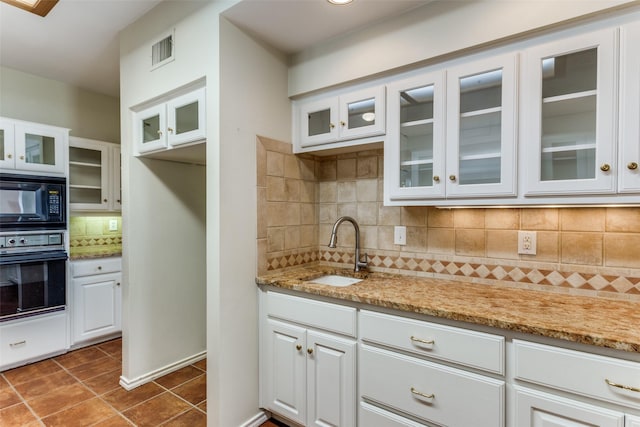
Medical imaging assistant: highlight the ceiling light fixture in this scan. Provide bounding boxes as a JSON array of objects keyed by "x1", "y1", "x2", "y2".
[
  {"x1": 1, "y1": 0, "x2": 58, "y2": 17},
  {"x1": 327, "y1": 0, "x2": 354, "y2": 5}
]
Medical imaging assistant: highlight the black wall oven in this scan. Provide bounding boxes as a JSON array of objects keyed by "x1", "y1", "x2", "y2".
[
  {"x1": 0, "y1": 173, "x2": 65, "y2": 231},
  {"x1": 0, "y1": 232, "x2": 67, "y2": 321}
]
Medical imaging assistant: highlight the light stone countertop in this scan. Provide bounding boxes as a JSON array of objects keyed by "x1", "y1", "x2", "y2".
[{"x1": 256, "y1": 265, "x2": 640, "y2": 353}]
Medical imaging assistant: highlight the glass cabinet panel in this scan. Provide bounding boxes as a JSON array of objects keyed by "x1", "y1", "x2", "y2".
[
  {"x1": 69, "y1": 146, "x2": 103, "y2": 205},
  {"x1": 174, "y1": 101, "x2": 199, "y2": 136},
  {"x1": 142, "y1": 114, "x2": 161, "y2": 144},
  {"x1": 24, "y1": 133, "x2": 56, "y2": 166},
  {"x1": 0, "y1": 129, "x2": 5, "y2": 161},
  {"x1": 399, "y1": 85, "x2": 435, "y2": 188},
  {"x1": 308, "y1": 108, "x2": 332, "y2": 137},
  {"x1": 457, "y1": 69, "x2": 503, "y2": 185},
  {"x1": 347, "y1": 97, "x2": 376, "y2": 130},
  {"x1": 540, "y1": 49, "x2": 597, "y2": 181}
]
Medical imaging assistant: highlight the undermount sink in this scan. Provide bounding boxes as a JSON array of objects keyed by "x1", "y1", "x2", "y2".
[{"x1": 307, "y1": 275, "x2": 363, "y2": 287}]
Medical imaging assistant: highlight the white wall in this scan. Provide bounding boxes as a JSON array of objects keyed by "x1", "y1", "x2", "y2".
[
  {"x1": 0, "y1": 66, "x2": 119, "y2": 142},
  {"x1": 119, "y1": 0, "x2": 213, "y2": 388},
  {"x1": 211, "y1": 17, "x2": 290, "y2": 426},
  {"x1": 288, "y1": 0, "x2": 637, "y2": 96}
]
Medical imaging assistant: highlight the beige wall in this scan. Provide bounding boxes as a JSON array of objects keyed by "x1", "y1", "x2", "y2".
[
  {"x1": 258, "y1": 139, "x2": 640, "y2": 301},
  {"x1": 0, "y1": 66, "x2": 120, "y2": 142},
  {"x1": 288, "y1": 1, "x2": 639, "y2": 96}
]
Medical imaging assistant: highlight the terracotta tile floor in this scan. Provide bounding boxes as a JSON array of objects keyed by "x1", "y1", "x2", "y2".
[{"x1": 0, "y1": 338, "x2": 208, "y2": 426}]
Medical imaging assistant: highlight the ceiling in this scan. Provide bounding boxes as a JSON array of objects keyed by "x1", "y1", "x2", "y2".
[{"x1": 0, "y1": 0, "x2": 430, "y2": 98}]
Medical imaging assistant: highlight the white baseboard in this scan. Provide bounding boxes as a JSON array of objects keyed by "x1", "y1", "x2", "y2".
[
  {"x1": 241, "y1": 411, "x2": 269, "y2": 427},
  {"x1": 119, "y1": 350, "x2": 206, "y2": 391}
]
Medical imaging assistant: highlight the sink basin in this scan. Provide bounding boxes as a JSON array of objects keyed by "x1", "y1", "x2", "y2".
[{"x1": 307, "y1": 275, "x2": 362, "y2": 287}]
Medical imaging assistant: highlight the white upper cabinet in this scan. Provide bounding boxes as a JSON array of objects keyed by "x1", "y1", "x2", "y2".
[
  {"x1": 446, "y1": 53, "x2": 518, "y2": 198},
  {"x1": 295, "y1": 85, "x2": 385, "y2": 152},
  {"x1": 522, "y1": 29, "x2": 617, "y2": 196},
  {"x1": 385, "y1": 71, "x2": 446, "y2": 201},
  {"x1": 69, "y1": 137, "x2": 121, "y2": 212},
  {"x1": 134, "y1": 86, "x2": 206, "y2": 155},
  {"x1": 0, "y1": 117, "x2": 68, "y2": 176},
  {"x1": 619, "y1": 21, "x2": 640, "y2": 193}
]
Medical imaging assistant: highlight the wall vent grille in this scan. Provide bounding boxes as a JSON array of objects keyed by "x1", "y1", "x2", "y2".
[{"x1": 151, "y1": 31, "x2": 174, "y2": 69}]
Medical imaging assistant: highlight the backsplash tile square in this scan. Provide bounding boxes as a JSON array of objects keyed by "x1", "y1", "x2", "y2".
[
  {"x1": 256, "y1": 137, "x2": 640, "y2": 300},
  {"x1": 69, "y1": 216, "x2": 122, "y2": 259}
]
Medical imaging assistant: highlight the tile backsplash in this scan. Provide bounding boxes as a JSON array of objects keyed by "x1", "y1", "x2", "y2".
[
  {"x1": 69, "y1": 216, "x2": 122, "y2": 259},
  {"x1": 256, "y1": 137, "x2": 640, "y2": 301}
]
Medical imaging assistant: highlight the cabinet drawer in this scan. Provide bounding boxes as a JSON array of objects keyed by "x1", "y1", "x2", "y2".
[
  {"x1": 360, "y1": 310, "x2": 504, "y2": 374},
  {"x1": 359, "y1": 401, "x2": 428, "y2": 427},
  {"x1": 72, "y1": 257, "x2": 122, "y2": 277},
  {"x1": 1, "y1": 313, "x2": 67, "y2": 368},
  {"x1": 265, "y1": 292, "x2": 356, "y2": 337},
  {"x1": 514, "y1": 340, "x2": 640, "y2": 410},
  {"x1": 360, "y1": 345, "x2": 505, "y2": 427}
]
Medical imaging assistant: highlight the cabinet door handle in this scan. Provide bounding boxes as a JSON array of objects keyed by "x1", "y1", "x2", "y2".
[
  {"x1": 97, "y1": 266, "x2": 102, "y2": 270},
  {"x1": 157, "y1": 130, "x2": 163, "y2": 136},
  {"x1": 449, "y1": 175, "x2": 456, "y2": 182},
  {"x1": 10, "y1": 340, "x2": 26, "y2": 347},
  {"x1": 20, "y1": 155, "x2": 24, "y2": 160},
  {"x1": 605, "y1": 378, "x2": 640, "y2": 393},
  {"x1": 7, "y1": 154, "x2": 12, "y2": 159},
  {"x1": 116, "y1": 282, "x2": 121, "y2": 287},
  {"x1": 433, "y1": 175, "x2": 440, "y2": 183},
  {"x1": 329, "y1": 123, "x2": 335, "y2": 129},
  {"x1": 410, "y1": 387, "x2": 435, "y2": 399},
  {"x1": 296, "y1": 345, "x2": 302, "y2": 351},
  {"x1": 410, "y1": 336, "x2": 435, "y2": 345},
  {"x1": 103, "y1": 198, "x2": 108, "y2": 203},
  {"x1": 600, "y1": 163, "x2": 611, "y2": 172},
  {"x1": 628, "y1": 162, "x2": 638, "y2": 170},
  {"x1": 167, "y1": 127, "x2": 174, "y2": 134},
  {"x1": 340, "y1": 121, "x2": 346, "y2": 127},
  {"x1": 307, "y1": 348, "x2": 313, "y2": 355}
]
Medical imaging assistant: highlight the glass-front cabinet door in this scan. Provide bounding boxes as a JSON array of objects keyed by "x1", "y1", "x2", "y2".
[
  {"x1": 0, "y1": 118, "x2": 15, "y2": 170},
  {"x1": 135, "y1": 104, "x2": 166, "y2": 154},
  {"x1": 338, "y1": 86, "x2": 386, "y2": 141},
  {"x1": 13, "y1": 123, "x2": 66, "y2": 174},
  {"x1": 523, "y1": 29, "x2": 616, "y2": 196},
  {"x1": 620, "y1": 21, "x2": 640, "y2": 193},
  {"x1": 385, "y1": 71, "x2": 445, "y2": 200},
  {"x1": 69, "y1": 138, "x2": 110, "y2": 211},
  {"x1": 446, "y1": 53, "x2": 518, "y2": 198},
  {"x1": 300, "y1": 98, "x2": 340, "y2": 148},
  {"x1": 166, "y1": 87, "x2": 206, "y2": 147}
]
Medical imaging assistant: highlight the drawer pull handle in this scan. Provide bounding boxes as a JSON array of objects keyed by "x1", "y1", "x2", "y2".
[
  {"x1": 10, "y1": 340, "x2": 26, "y2": 347},
  {"x1": 605, "y1": 378, "x2": 640, "y2": 393},
  {"x1": 296, "y1": 345, "x2": 302, "y2": 351},
  {"x1": 411, "y1": 387, "x2": 435, "y2": 400},
  {"x1": 410, "y1": 336, "x2": 434, "y2": 345}
]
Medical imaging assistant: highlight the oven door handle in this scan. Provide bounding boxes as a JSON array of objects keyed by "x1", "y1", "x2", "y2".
[{"x1": 0, "y1": 250, "x2": 68, "y2": 264}]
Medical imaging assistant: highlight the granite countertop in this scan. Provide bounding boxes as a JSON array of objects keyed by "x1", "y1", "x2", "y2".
[{"x1": 256, "y1": 265, "x2": 640, "y2": 353}]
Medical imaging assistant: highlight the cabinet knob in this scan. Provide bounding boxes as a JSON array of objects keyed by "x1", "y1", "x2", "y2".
[
  {"x1": 6, "y1": 154, "x2": 12, "y2": 159},
  {"x1": 600, "y1": 163, "x2": 611, "y2": 172},
  {"x1": 296, "y1": 345, "x2": 302, "y2": 351},
  {"x1": 307, "y1": 348, "x2": 313, "y2": 355},
  {"x1": 167, "y1": 127, "x2": 174, "y2": 134},
  {"x1": 117, "y1": 199, "x2": 121, "y2": 204},
  {"x1": 433, "y1": 175, "x2": 440, "y2": 183},
  {"x1": 97, "y1": 266, "x2": 102, "y2": 270},
  {"x1": 329, "y1": 123, "x2": 335, "y2": 129},
  {"x1": 157, "y1": 130, "x2": 163, "y2": 136},
  {"x1": 340, "y1": 121, "x2": 346, "y2": 127},
  {"x1": 20, "y1": 155, "x2": 24, "y2": 160},
  {"x1": 628, "y1": 162, "x2": 638, "y2": 170},
  {"x1": 116, "y1": 282, "x2": 121, "y2": 287},
  {"x1": 449, "y1": 175, "x2": 456, "y2": 182},
  {"x1": 103, "y1": 199, "x2": 108, "y2": 203}
]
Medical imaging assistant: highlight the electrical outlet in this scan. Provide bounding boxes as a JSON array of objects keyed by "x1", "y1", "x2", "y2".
[
  {"x1": 394, "y1": 226, "x2": 407, "y2": 245},
  {"x1": 518, "y1": 230, "x2": 537, "y2": 255},
  {"x1": 109, "y1": 219, "x2": 118, "y2": 231}
]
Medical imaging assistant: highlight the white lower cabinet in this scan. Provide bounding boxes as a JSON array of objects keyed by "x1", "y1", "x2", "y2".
[
  {"x1": 627, "y1": 415, "x2": 640, "y2": 427},
  {"x1": 261, "y1": 292, "x2": 357, "y2": 426},
  {"x1": 0, "y1": 312, "x2": 67, "y2": 370},
  {"x1": 514, "y1": 386, "x2": 625, "y2": 427},
  {"x1": 71, "y1": 257, "x2": 122, "y2": 345}
]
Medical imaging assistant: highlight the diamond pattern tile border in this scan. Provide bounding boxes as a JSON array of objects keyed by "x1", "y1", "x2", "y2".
[{"x1": 266, "y1": 250, "x2": 640, "y2": 296}]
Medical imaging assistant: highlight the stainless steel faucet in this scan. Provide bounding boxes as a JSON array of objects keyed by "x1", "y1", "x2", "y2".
[{"x1": 328, "y1": 216, "x2": 368, "y2": 272}]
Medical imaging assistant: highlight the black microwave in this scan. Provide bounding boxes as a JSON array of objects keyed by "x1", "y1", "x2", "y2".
[{"x1": 0, "y1": 173, "x2": 66, "y2": 231}]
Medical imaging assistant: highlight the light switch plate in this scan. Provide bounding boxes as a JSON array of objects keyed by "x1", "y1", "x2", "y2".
[
  {"x1": 518, "y1": 230, "x2": 537, "y2": 255},
  {"x1": 109, "y1": 219, "x2": 118, "y2": 231},
  {"x1": 394, "y1": 226, "x2": 407, "y2": 245}
]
